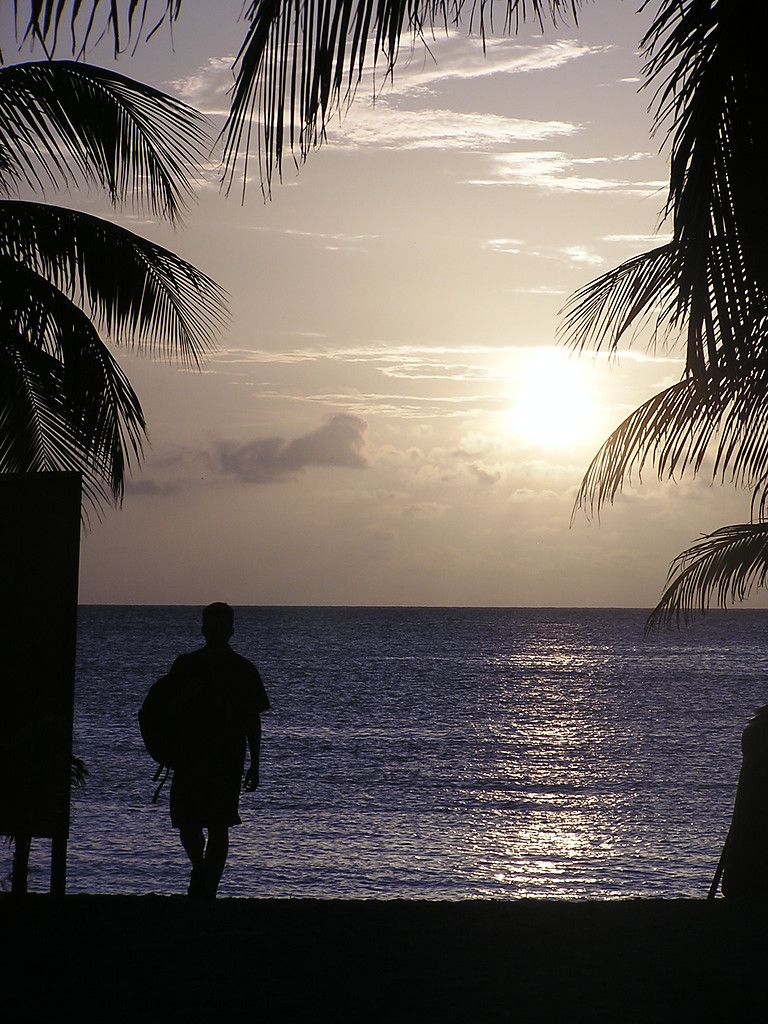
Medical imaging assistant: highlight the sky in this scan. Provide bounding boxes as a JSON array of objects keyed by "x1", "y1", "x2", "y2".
[{"x1": 6, "y1": 1, "x2": 765, "y2": 608}]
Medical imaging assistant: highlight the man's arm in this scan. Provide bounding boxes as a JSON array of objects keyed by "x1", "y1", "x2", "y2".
[{"x1": 243, "y1": 715, "x2": 262, "y2": 791}]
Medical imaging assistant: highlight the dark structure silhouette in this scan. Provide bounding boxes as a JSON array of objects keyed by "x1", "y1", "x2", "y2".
[
  {"x1": 0, "y1": 472, "x2": 81, "y2": 895},
  {"x1": 720, "y1": 705, "x2": 768, "y2": 899},
  {"x1": 142, "y1": 603, "x2": 269, "y2": 898}
]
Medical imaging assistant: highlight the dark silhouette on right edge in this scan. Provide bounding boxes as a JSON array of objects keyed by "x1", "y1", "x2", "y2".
[{"x1": 720, "y1": 705, "x2": 768, "y2": 899}]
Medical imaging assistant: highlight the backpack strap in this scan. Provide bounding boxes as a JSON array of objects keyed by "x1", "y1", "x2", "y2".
[{"x1": 151, "y1": 764, "x2": 172, "y2": 804}]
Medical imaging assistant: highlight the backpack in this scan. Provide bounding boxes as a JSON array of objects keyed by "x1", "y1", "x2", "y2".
[{"x1": 138, "y1": 674, "x2": 185, "y2": 801}]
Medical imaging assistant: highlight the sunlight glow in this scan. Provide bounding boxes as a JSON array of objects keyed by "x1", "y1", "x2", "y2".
[{"x1": 508, "y1": 347, "x2": 598, "y2": 448}]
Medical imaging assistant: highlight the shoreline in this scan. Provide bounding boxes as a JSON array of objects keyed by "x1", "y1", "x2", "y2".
[{"x1": 3, "y1": 894, "x2": 767, "y2": 1020}]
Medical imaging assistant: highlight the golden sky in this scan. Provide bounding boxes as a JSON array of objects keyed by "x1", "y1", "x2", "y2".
[{"x1": 6, "y1": 2, "x2": 762, "y2": 607}]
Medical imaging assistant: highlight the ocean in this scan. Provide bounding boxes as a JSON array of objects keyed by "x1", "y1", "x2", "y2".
[{"x1": 4, "y1": 606, "x2": 768, "y2": 899}]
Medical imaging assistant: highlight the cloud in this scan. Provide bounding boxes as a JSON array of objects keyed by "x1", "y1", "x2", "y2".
[
  {"x1": 214, "y1": 342, "x2": 518, "y2": 365},
  {"x1": 558, "y1": 245, "x2": 606, "y2": 267},
  {"x1": 216, "y1": 413, "x2": 369, "y2": 483},
  {"x1": 506, "y1": 283, "x2": 569, "y2": 295},
  {"x1": 486, "y1": 237, "x2": 524, "y2": 253},
  {"x1": 467, "y1": 150, "x2": 665, "y2": 195},
  {"x1": 401, "y1": 502, "x2": 447, "y2": 519},
  {"x1": 604, "y1": 232, "x2": 672, "y2": 245},
  {"x1": 125, "y1": 479, "x2": 182, "y2": 497},
  {"x1": 168, "y1": 34, "x2": 596, "y2": 128},
  {"x1": 378, "y1": 356, "x2": 506, "y2": 381},
  {"x1": 170, "y1": 35, "x2": 598, "y2": 160},
  {"x1": 327, "y1": 108, "x2": 578, "y2": 152},
  {"x1": 469, "y1": 462, "x2": 503, "y2": 485},
  {"x1": 242, "y1": 225, "x2": 381, "y2": 251},
  {"x1": 168, "y1": 56, "x2": 234, "y2": 119},
  {"x1": 386, "y1": 37, "x2": 609, "y2": 93}
]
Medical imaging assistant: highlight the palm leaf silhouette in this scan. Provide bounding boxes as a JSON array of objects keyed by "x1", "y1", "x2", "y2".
[
  {"x1": 573, "y1": 363, "x2": 768, "y2": 522},
  {"x1": 646, "y1": 523, "x2": 768, "y2": 632},
  {"x1": 15, "y1": 0, "x2": 586, "y2": 197},
  {"x1": 0, "y1": 56, "x2": 227, "y2": 507},
  {"x1": 0, "y1": 201, "x2": 226, "y2": 366},
  {"x1": 11, "y1": 0, "x2": 182, "y2": 59},
  {"x1": 222, "y1": 0, "x2": 584, "y2": 195},
  {"x1": 0, "y1": 60, "x2": 209, "y2": 223},
  {"x1": 560, "y1": 2, "x2": 768, "y2": 623},
  {"x1": 641, "y1": 0, "x2": 768, "y2": 384},
  {"x1": 0, "y1": 254, "x2": 147, "y2": 508}
]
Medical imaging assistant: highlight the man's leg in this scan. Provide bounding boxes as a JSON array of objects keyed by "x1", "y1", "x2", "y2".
[
  {"x1": 203, "y1": 826, "x2": 230, "y2": 897},
  {"x1": 179, "y1": 826, "x2": 206, "y2": 896}
]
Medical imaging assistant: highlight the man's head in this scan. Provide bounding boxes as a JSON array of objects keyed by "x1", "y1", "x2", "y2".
[{"x1": 201, "y1": 602, "x2": 235, "y2": 646}]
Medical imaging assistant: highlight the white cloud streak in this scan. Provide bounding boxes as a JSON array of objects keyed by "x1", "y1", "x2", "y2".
[
  {"x1": 467, "y1": 150, "x2": 665, "y2": 194},
  {"x1": 327, "y1": 108, "x2": 578, "y2": 150},
  {"x1": 380, "y1": 36, "x2": 611, "y2": 93}
]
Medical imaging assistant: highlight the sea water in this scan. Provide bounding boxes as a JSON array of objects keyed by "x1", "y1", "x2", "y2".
[{"x1": 4, "y1": 606, "x2": 768, "y2": 899}]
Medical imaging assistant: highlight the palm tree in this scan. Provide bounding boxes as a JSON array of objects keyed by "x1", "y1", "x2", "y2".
[
  {"x1": 20, "y1": 0, "x2": 768, "y2": 623},
  {"x1": 0, "y1": 52, "x2": 228, "y2": 894},
  {"x1": 0, "y1": 56, "x2": 227, "y2": 509},
  {"x1": 559, "y1": 0, "x2": 768, "y2": 626}
]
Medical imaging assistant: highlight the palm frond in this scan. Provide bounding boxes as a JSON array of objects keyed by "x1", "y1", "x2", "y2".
[
  {"x1": 0, "y1": 255, "x2": 148, "y2": 507},
  {"x1": 560, "y1": 234, "x2": 768, "y2": 383},
  {"x1": 639, "y1": 0, "x2": 768, "y2": 381},
  {"x1": 646, "y1": 522, "x2": 768, "y2": 632},
  {"x1": 573, "y1": 376, "x2": 717, "y2": 520},
  {"x1": 12, "y1": 1, "x2": 182, "y2": 59},
  {"x1": 13, "y1": 1, "x2": 585, "y2": 195},
  {"x1": 0, "y1": 60, "x2": 210, "y2": 223},
  {"x1": 574, "y1": 346, "x2": 768, "y2": 522},
  {"x1": 0, "y1": 200, "x2": 228, "y2": 366},
  {"x1": 558, "y1": 244, "x2": 679, "y2": 355},
  {"x1": 710, "y1": 345, "x2": 768, "y2": 506},
  {"x1": 221, "y1": 0, "x2": 585, "y2": 196}
]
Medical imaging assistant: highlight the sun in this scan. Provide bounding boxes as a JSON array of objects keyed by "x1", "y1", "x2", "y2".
[{"x1": 508, "y1": 347, "x2": 598, "y2": 449}]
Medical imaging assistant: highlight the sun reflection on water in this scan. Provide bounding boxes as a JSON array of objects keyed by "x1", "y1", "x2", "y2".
[{"x1": 451, "y1": 626, "x2": 673, "y2": 899}]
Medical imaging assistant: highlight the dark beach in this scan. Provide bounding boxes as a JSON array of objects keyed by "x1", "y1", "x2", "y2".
[{"x1": 2, "y1": 894, "x2": 766, "y2": 1020}]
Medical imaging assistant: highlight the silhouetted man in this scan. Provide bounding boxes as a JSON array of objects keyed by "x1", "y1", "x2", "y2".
[{"x1": 165, "y1": 603, "x2": 269, "y2": 898}]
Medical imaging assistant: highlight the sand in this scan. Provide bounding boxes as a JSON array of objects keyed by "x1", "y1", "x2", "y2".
[{"x1": 2, "y1": 894, "x2": 767, "y2": 1020}]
